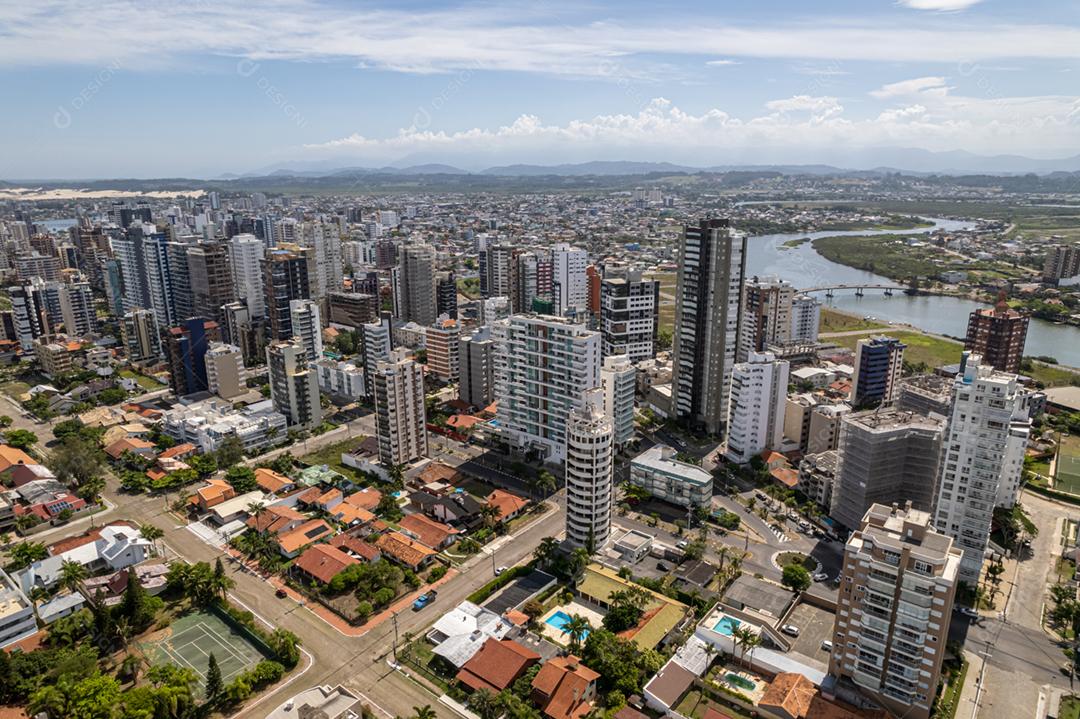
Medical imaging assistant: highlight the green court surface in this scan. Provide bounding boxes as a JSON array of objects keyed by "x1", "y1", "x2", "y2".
[
  {"x1": 138, "y1": 610, "x2": 266, "y2": 695},
  {"x1": 1055, "y1": 435, "x2": 1080, "y2": 496}
]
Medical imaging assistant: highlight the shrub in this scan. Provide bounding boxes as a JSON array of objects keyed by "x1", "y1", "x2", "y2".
[{"x1": 428, "y1": 565, "x2": 448, "y2": 582}]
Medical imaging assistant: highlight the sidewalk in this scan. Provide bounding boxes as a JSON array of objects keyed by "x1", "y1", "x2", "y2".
[{"x1": 957, "y1": 649, "x2": 986, "y2": 719}]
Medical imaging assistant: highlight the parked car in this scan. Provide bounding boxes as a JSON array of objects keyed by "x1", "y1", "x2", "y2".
[
  {"x1": 812, "y1": 572, "x2": 829, "y2": 582},
  {"x1": 495, "y1": 566, "x2": 508, "y2": 576},
  {"x1": 657, "y1": 562, "x2": 669, "y2": 571},
  {"x1": 275, "y1": 588, "x2": 288, "y2": 599},
  {"x1": 676, "y1": 540, "x2": 688, "y2": 550},
  {"x1": 821, "y1": 640, "x2": 834, "y2": 651},
  {"x1": 780, "y1": 624, "x2": 800, "y2": 637},
  {"x1": 957, "y1": 606, "x2": 979, "y2": 619},
  {"x1": 412, "y1": 590, "x2": 438, "y2": 611}
]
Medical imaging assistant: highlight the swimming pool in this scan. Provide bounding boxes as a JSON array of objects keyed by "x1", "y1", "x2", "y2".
[
  {"x1": 725, "y1": 673, "x2": 756, "y2": 691},
  {"x1": 545, "y1": 610, "x2": 590, "y2": 640},
  {"x1": 713, "y1": 616, "x2": 741, "y2": 636}
]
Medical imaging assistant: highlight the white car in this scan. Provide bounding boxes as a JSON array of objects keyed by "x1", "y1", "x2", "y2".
[
  {"x1": 780, "y1": 624, "x2": 801, "y2": 637},
  {"x1": 821, "y1": 640, "x2": 834, "y2": 652},
  {"x1": 812, "y1": 572, "x2": 829, "y2": 582},
  {"x1": 958, "y1": 607, "x2": 980, "y2": 619},
  {"x1": 495, "y1": 566, "x2": 508, "y2": 576}
]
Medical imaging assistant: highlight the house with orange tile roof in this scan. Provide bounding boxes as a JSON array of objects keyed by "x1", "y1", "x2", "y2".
[
  {"x1": 146, "y1": 456, "x2": 190, "y2": 483},
  {"x1": 313, "y1": 487, "x2": 344, "y2": 512},
  {"x1": 254, "y1": 467, "x2": 296, "y2": 495},
  {"x1": 330, "y1": 533, "x2": 382, "y2": 562},
  {"x1": 0, "y1": 445, "x2": 36, "y2": 474},
  {"x1": 104, "y1": 437, "x2": 158, "y2": 461},
  {"x1": 531, "y1": 655, "x2": 600, "y2": 719},
  {"x1": 757, "y1": 672, "x2": 816, "y2": 719},
  {"x1": 343, "y1": 487, "x2": 382, "y2": 511},
  {"x1": 418, "y1": 461, "x2": 462, "y2": 487},
  {"x1": 770, "y1": 467, "x2": 799, "y2": 489},
  {"x1": 759, "y1": 450, "x2": 789, "y2": 471},
  {"x1": 158, "y1": 443, "x2": 198, "y2": 461},
  {"x1": 486, "y1": 489, "x2": 529, "y2": 522},
  {"x1": 330, "y1": 502, "x2": 377, "y2": 528},
  {"x1": 398, "y1": 513, "x2": 459, "y2": 549},
  {"x1": 446, "y1": 414, "x2": 484, "y2": 432},
  {"x1": 277, "y1": 519, "x2": 335, "y2": 558},
  {"x1": 246, "y1": 505, "x2": 307, "y2": 535},
  {"x1": 456, "y1": 638, "x2": 540, "y2": 694},
  {"x1": 375, "y1": 531, "x2": 437, "y2": 570},
  {"x1": 189, "y1": 479, "x2": 236, "y2": 512},
  {"x1": 293, "y1": 543, "x2": 360, "y2": 585}
]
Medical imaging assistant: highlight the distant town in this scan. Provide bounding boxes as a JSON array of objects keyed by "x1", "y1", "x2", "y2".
[{"x1": 0, "y1": 167, "x2": 1078, "y2": 719}]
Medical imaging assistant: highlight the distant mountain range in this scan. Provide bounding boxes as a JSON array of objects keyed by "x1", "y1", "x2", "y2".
[{"x1": 231, "y1": 149, "x2": 1080, "y2": 180}]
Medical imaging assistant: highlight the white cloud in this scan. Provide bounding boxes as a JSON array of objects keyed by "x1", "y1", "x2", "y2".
[
  {"x1": 1, "y1": 2, "x2": 1080, "y2": 75},
  {"x1": 705, "y1": 59, "x2": 740, "y2": 66},
  {"x1": 870, "y1": 76, "x2": 949, "y2": 99},
  {"x1": 303, "y1": 92, "x2": 1080, "y2": 161},
  {"x1": 898, "y1": 0, "x2": 984, "y2": 10}
]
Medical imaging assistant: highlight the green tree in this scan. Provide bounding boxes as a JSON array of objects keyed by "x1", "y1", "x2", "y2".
[
  {"x1": 467, "y1": 688, "x2": 500, "y2": 719},
  {"x1": 138, "y1": 523, "x2": 164, "y2": 556},
  {"x1": 215, "y1": 435, "x2": 245, "y2": 467},
  {"x1": 781, "y1": 564, "x2": 811, "y2": 593},
  {"x1": 0, "y1": 415, "x2": 12, "y2": 428},
  {"x1": 205, "y1": 652, "x2": 223, "y2": 699},
  {"x1": 59, "y1": 559, "x2": 88, "y2": 593},
  {"x1": 533, "y1": 537, "x2": 559, "y2": 567},
  {"x1": 376, "y1": 492, "x2": 403, "y2": 522},
  {"x1": 4, "y1": 429, "x2": 37, "y2": 450},
  {"x1": 7, "y1": 541, "x2": 48, "y2": 570},
  {"x1": 412, "y1": 705, "x2": 437, "y2": 719},
  {"x1": 562, "y1": 614, "x2": 592, "y2": 655},
  {"x1": 188, "y1": 453, "x2": 218, "y2": 478},
  {"x1": 225, "y1": 465, "x2": 257, "y2": 493},
  {"x1": 602, "y1": 588, "x2": 649, "y2": 633}
]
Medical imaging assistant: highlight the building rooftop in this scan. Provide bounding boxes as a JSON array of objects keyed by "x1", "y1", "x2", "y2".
[{"x1": 631, "y1": 445, "x2": 712, "y2": 486}]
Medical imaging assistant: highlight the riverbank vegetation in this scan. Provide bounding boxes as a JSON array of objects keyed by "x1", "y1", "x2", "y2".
[
  {"x1": 818, "y1": 308, "x2": 888, "y2": 334},
  {"x1": 811, "y1": 234, "x2": 943, "y2": 281}
]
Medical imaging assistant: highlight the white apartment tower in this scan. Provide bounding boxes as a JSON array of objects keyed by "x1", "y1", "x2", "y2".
[
  {"x1": 205, "y1": 342, "x2": 245, "y2": 400},
  {"x1": 373, "y1": 349, "x2": 429, "y2": 467},
  {"x1": 725, "y1": 351, "x2": 790, "y2": 464},
  {"x1": 228, "y1": 233, "x2": 266, "y2": 319},
  {"x1": 299, "y1": 221, "x2": 343, "y2": 304},
  {"x1": 600, "y1": 354, "x2": 636, "y2": 450},
  {"x1": 933, "y1": 353, "x2": 1031, "y2": 583},
  {"x1": 552, "y1": 243, "x2": 588, "y2": 317},
  {"x1": 565, "y1": 388, "x2": 614, "y2": 549},
  {"x1": 289, "y1": 299, "x2": 323, "y2": 362},
  {"x1": 267, "y1": 338, "x2": 323, "y2": 429},
  {"x1": 493, "y1": 314, "x2": 601, "y2": 463},
  {"x1": 739, "y1": 275, "x2": 795, "y2": 361},
  {"x1": 790, "y1": 294, "x2": 821, "y2": 344}
]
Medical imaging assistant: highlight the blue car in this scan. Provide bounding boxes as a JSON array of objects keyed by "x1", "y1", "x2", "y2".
[{"x1": 413, "y1": 590, "x2": 438, "y2": 611}]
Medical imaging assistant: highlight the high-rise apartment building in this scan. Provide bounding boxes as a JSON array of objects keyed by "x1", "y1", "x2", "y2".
[
  {"x1": 493, "y1": 315, "x2": 601, "y2": 463},
  {"x1": 327, "y1": 291, "x2": 378, "y2": 329},
  {"x1": 298, "y1": 221, "x2": 343, "y2": 305},
  {"x1": 1042, "y1": 243, "x2": 1080, "y2": 284},
  {"x1": 830, "y1": 409, "x2": 945, "y2": 531},
  {"x1": 933, "y1": 353, "x2": 1031, "y2": 583},
  {"x1": 166, "y1": 318, "x2": 221, "y2": 397},
  {"x1": 739, "y1": 275, "x2": 795, "y2": 361},
  {"x1": 436, "y1": 271, "x2": 458, "y2": 320},
  {"x1": 187, "y1": 241, "x2": 235, "y2": 328},
  {"x1": 565, "y1": 388, "x2": 613, "y2": 549},
  {"x1": 228, "y1": 233, "x2": 266, "y2": 319},
  {"x1": 851, "y1": 336, "x2": 906, "y2": 407},
  {"x1": 552, "y1": 243, "x2": 588, "y2": 317},
  {"x1": 459, "y1": 326, "x2": 496, "y2": 410},
  {"x1": 373, "y1": 349, "x2": 429, "y2": 467},
  {"x1": 670, "y1": 219, "x2": 747, "y2": 436},
  {"x1": 600, "y1": 354, "x2": 636, "y2": 450},
  {"x1": 289, "y1": 299, "x2": 323, "y2": 362},
  {"x1": 391, "y1": 243, "x2": 437, "y2": 326},
  {"x1": 725, "y1": 351, "x2": 790, "y2": 464},
  {"x1": 599, "y1": 268, "x2": 659, "y2": 361},
  {"x1": 963, "y1": 297, "x2": 1028, "y2": 374},
  {"x1": 267, "y1": 338, "x2": 323, "y2": 429},
  {"x1": 426, "y1": 316, "x2": 460, "y2": 382},
  {"x1": 121, "y1": 309, "x2": 162, "y2": 363},
  {"x1": 790, "y1": 294, "x2": 821, "y2": 344},
  {"x1": 829, "y1": 502, "x2": 961, "y2": 719},
  {"x1": 362, "y1": 314, "x2": 393, "y2": 401},
  {"x1": 222, "y1": 301, "x2": 266, "y2": 366},
  {"x1": 263, "y1": 247, "x2": 312, "y2": 341},
  {"x1": 205, "y1": 342, "x2": 245, "y2": 400}
]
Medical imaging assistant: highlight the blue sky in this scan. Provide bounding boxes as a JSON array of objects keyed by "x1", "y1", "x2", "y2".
[{"x1": 1, "y1": 0, "x2": 1079, "y2": 178}]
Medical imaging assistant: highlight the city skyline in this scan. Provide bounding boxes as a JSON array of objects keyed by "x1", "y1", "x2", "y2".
[{"x1": 1, "y1": 0, "x2": 1079, "y2": 178}]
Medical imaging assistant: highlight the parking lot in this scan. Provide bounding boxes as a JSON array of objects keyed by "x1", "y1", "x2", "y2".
[{"x1": 783, "y1": 602, "x2": 836, "y2": 670}]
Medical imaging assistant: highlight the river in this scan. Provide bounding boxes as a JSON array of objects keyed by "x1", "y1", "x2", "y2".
[{"x1": 745, "y1": 218, "x2": 1080, "y2": 368}]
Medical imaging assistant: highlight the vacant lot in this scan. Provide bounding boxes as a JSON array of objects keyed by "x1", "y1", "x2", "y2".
[
  {"x1": 1056, "y1": 434, "x2": 1080, "y2": 496},
  {"x1": 828, "y1": 330, "x2": 964, "y2": 369},
  {"x1": 819, "y1": 308, "x2": 888, "y2": 334}
]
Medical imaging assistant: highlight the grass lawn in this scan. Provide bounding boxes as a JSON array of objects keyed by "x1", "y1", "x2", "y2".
[
  {"x1": 1055, "y1": 434, "x2": 1080, "y2": 496},
  {"x1": 777, "y1": 551, "x2": 817, "y2": 571},
  {"x1": 657, "y1": 303, "x2": 676, "y2": 331},
  {"x1": 119, "y1": 368, "x2": 164, "y2": 391},
  {"x1": 932, "y1": 659, "x2": 968, "y2": 719},
  {"x1": 674, "y1": 689, "x2": 754, "y2": 719},
  {"x1": 819, "y1": 307, "x2": 889, "y2": 334},
  {"x1": 812, "y1": 233, "x2": 945, "y2": 281},
  {"x1": 1060, "y1": 695, "x2": 1080, "y2": 719},
  {"x1": 1027, "y1": 362, "x2": 1080, "y2": 388},
  {"x1": 0, "y1": 380, "x2": 30, "y2": 400},
  {"x1": 299, "y1": 436, "x2": 367, "y2": 475},
  {"x1": 829, "y1": 330, "x2": 964, "y2": 369}
]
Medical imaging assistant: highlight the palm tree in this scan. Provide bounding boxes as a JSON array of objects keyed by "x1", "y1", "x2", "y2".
[
  {"x1": 534, "y1": 537, "x2": 559, "y2": 567},
  {"x1": 246, "y1": 501, "x2": 267, "y2": 517},
  {"x1": 742, "y1": 633, "x2": 762, "y2": 671},
  {"x1": 59, "y1": 559, "x2": 88, "y2": 594},
  {"x1": 467, "y1": 689, "x2": 500, "y2": 719},
  {"x1": 717, "y1": 546, "x2": 730, "y2": 572},
  {"x1": 139, "y1": 523, "x2": 165, "y2": 557},
  {"x1": 412, "y1": 706, "x2": 437, "y2": 719},
  {"x1": 479, "y1": 503, "x2": 500, "y2": 529},
  {"x1": 562, "y1": 614, "x2": 592, "y2": 655}
]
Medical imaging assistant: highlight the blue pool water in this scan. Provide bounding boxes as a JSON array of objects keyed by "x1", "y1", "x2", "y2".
[
  {"x1": 713, "y1": 616, "x2": 741, "y2": 636},
  {"x1": 546, "y1": 611, "x2": 590, "y2": 640}
]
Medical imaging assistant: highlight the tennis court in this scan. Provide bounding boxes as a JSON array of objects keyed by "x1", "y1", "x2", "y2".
[
  {"x1": 1055, "y1": 434, "x2": 1080, "y2": 496},
  {"x1": 138, "y1": 610, "x2": 267, "y2": 695}
]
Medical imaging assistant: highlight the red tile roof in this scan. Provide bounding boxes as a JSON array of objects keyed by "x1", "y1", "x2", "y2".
[
  {"x1": 456, "y1": 638, "x2": 540, "y2": 693},
  {"x1": 344, "y1": 488, "x2": 382, "y2": 511},
  {"x1": 278, "y1": 519, "x2": 335, "y2": 555},
  {"x1": 375, "y1": 531, "x2": 437, "y2": 568},
  {"x1": 158, "y1": 443, "x2": 197, "y2": 460},
  {"x1": 486, "y1": 489, "x2": 528, "y2": 521},
  {"x1": 330, "y1": 533, "x2": 382, "y2": 562},
  {"x1": 398, "y1": 513, "x2": 458, "y2": 549},
  {"x1": 531, "y1": 655, "x2": 599, "y2": 719},
  {"x1": 255, "y1": 467, "x2": 294, "y2": 493},
  {"x1": 294, "y1": 543, "x2": 360, "y2": 584},
  {"x1": 759, "y1": 672, "x2": 816, "y2": 719}
]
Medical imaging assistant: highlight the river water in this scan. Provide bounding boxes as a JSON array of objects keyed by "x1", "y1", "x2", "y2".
[{"x1": 745, "y1": 218, "x2": 1080, "y2": 368}]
